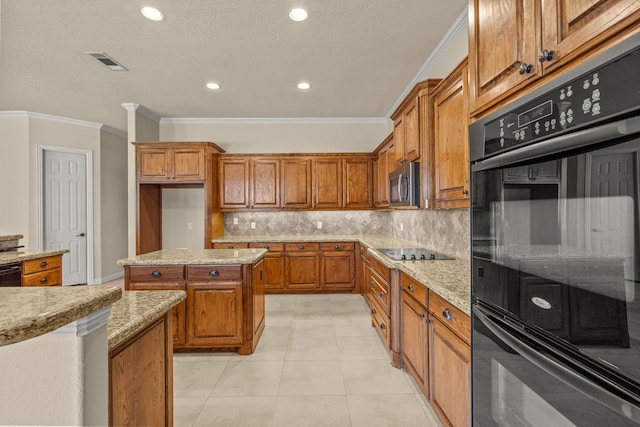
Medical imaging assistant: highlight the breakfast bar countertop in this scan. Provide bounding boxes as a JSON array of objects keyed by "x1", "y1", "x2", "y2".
[
  {"x1": 117, "y1": 248, "x2": 267, "y2": 266},
  {"x1": 0, "y1": 249, "x2": 69, "y2": 266}
]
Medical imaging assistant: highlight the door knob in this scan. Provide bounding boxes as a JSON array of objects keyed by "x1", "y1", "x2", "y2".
[{"x1": 76, "y1": 233, "x2": 86, "y2": 237}]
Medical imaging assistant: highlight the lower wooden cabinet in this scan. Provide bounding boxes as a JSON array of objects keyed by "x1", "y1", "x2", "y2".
[
  {"x1": 186, "y1": 281, "x2": 243, "y2": 347},
  {"x1": 109, "y1": 314, "x2": 173, "y2": 426},
  {"x1": 401, "y1": 289, "x2": 429, "y2": 396},
  {"x1": 285, "y1": 244, "x2": 320, "y2": 290},
  {"x1": 22, "y1": 255, "x2": 62, "y2": 286},
  {"x1": 320, "y1": 242, "x2": 355, "y2": 291}
]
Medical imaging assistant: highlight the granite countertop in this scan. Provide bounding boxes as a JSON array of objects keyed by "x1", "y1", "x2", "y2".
[
  {"x1": 0, "y1": 234, "x2": 23, "y2": 242},
  {"x1": 108, "y1": 289, "x2": 186, "y2": 350},
  {"x1": 0, "y1": 285, "x2": 122, "y2": 347},
  {"x1": 117, "y1": 248, "x2": 267, "y2": 266},
  {"x1": 0, "y1": 249, "x2": 69, "y2": 266},
  {"x1": 213, "y1": 234, "x2": 471, "y2": 315}
]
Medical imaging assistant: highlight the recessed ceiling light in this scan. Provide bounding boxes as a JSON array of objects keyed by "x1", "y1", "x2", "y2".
[
  {"x1": 141, "y1": 6, "x2": 164, "y2": 21},
  {"x1": 206, "y1": 82, "x2": 221, "y2": 90},
  {"x1": 289, "y1": 8, "x2": 308, "y2": 21},
  {"x1": 297, "y1": 82, "x2": 311, "y2": 90}
]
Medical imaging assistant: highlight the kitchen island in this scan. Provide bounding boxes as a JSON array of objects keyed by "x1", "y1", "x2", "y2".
[{"x1": 118, "y1": 248, "x2": 267, "y2": 354}]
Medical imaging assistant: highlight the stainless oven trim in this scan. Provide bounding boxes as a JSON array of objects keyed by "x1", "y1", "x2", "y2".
[{"x1": 474, "y1": 304, "x2": 640, "y2": 423}]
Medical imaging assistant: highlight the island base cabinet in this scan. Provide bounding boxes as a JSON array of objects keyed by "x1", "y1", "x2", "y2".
[
  {"x1": 186, "y1": 282, "x2": 243, "y2": 347},
  {"x1": 128, "y1": 282, "x2": 186, "y2": 347},
  {"x1": 429, "y1": 317, "x2": 471, "y2": 427},
  {"x1": 110, "y1": 314, "x2": 173, "y2": 427}
]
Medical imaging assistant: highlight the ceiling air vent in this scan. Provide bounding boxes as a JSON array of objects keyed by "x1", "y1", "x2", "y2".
[{"x1": 86, "y1": 52, "x2": 128, "y2": 71}]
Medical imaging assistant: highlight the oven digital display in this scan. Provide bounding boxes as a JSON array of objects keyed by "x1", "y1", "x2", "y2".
[{"x1": 518, "y1": 100, "x2": 553, "y2": 128}]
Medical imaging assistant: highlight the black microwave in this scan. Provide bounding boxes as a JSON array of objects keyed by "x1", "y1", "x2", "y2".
[{"x1": 389, "y1": 162, "x2": 420, "y2": 207}]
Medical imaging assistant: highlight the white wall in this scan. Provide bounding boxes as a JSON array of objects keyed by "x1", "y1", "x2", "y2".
[{"x1": 0, "y1": 115, "x2": 30, "y2": 239}]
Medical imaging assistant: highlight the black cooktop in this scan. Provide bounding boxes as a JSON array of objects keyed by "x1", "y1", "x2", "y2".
[{"x1": 377, "y1": 248, "x2": 453, "y2": 261}]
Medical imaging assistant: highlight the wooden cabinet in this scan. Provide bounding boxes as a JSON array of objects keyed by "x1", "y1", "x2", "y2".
[
  {"x1": 469, "y1": 0, "x2": 640, "y2": 117},
  {"x1": 401, "y1": 282, "x2": 429, "y2": 396},
  {"x1": 251, "y1": 158, "x2": 280, "y2": 209},
  {"x1": 432, "y1": 59, "x2": 470, "y2": 209},
  {"x1": 284, "y1": 243, "x2": 320, "y2": 290},
  {"x1": 320, "y1": 242, "x2": 355, "y2": 291},
  {"x1": 403, "y1": 99, "x2": 421, "y2": 162},
  {"x1": 249, "y1": 243, "x2": 285, "y2": 292},
  {"x1": 313, "y1": 158, "x2": 343, "y2": 209},
  {"x1": 428, "y1": 291, "x2": 471, "y2": 427},
  {"x1": 374, "y1": 134, "x2": 392, "y2": 208},
  {"x1": 344, "y1": 158, "x2": 373, "y2": 208},
  {"x1": 109, "y1": 314, "x2": 173, "y2": 427},
  {"x1": 124, "y1": 261, "x2": 264, "y2": 354},
  {"x1": 367, "y1": 256, "x2": 392, "y2": 349},
  {"x1": 281, "y1": 158, "x2": 313, "y2": 209},
  {"x1": 22, "y1": 255, "x2": 62, "y2": 287},
  {"x1": 391, "y1": 117, "x2": 406, "y2": 167},
  {"x1": 137, "y1": 144, "x2": 207, "y2": 183},
  {"x1": 220, "y1": 157, "x2": 250, "y2": 209}
]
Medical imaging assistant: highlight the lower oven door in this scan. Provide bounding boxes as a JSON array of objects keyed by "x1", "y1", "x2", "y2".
[
  {"x1": 473, "y1": 304, "x2": 640, "y2": 426},
  {"x1": 0, "y1": 262, "x2": 22, "y2": 286}
]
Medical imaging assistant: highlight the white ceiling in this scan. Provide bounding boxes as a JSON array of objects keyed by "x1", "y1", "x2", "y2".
[{"x1": 0, "y1": 0, "x2": 467, "y2": 132}]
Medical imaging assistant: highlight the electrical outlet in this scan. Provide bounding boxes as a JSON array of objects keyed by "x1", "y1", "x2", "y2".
[
  {"x1": 400, "y1": 223, "x2": 404, "y2": 231},
  {"x1": 250, "y1": 222, "x2": 256, "y2": 229},
  {"x1": 317, "y1": 222, "x2": 322, "y2": 229},
  {"x1": 187, "y1": 222, "x2": 193, "y2": 230},
  {"x1": 233, "y1": 217, "x2": 238, "y2": 225}
]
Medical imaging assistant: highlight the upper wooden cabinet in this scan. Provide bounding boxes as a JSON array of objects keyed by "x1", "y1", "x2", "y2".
[
  {"x1": 469, "y1": 0, "x2": 640, "y2": 117},
  {"x1": 281, "y1": 158, "x2": 313, "y2": 209},
  {"x1": 219, "y1": 157, "x2": 250, "y2": 209},
  {"x1": 432, "y1": 59, "x2": 470, "y2": 209},
  {"x1": 251, "y1": 158, "x2": 280, "y2": 209},
  {"x1": 373, "y1": 134, "x2": 392, "y2": 208},
  {"x1": 344, "y1": 157, "x2": 373, "y2": 209},
  {"x1": 137, "y1": 142, "x2": 210, "y2": 183},
  {"x1": 313, "y1": 157, "x2": 344, "y2": 209}
]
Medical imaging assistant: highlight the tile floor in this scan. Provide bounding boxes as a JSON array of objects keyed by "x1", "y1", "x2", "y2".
[{"x1": 173, "y1": 293, "x2": 442, "y2": 427}]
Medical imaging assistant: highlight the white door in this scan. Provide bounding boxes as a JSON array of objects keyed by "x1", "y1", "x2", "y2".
[{"x1": 43, "y1": 150, "x2": 87, "y2": 285}]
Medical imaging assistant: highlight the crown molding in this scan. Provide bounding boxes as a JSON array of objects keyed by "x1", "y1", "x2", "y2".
[
  {"x1": 0, "y1": 110, "x2": 103, "y2": 129},
  {"x1": 386, "y1": 5, "x2": 469, "y2": 118},
  {"x1": 100, "y1": 124, "x2": 127, "y2": 139},
  {"x1": 121, "y1": 103, "x2": 161, "y2": 122},
  {"x1": 160, "y1": 117, "x2": 389, "y2": 125}
]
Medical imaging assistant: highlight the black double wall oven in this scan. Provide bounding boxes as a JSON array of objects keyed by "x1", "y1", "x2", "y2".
[{"x1": 470, "y1": 33, "x2": 640, "y2": 426}]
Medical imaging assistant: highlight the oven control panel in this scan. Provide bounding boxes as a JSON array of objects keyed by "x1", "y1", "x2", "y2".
[{"x1": 484, "y1": 47, "x2": 640, "y2": 156}]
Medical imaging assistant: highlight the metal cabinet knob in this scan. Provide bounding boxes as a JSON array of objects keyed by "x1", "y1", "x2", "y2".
[
  {"x1": 379, "y1": 292, "x2": 384, "y2": 299},
  {"x1": 371, "y1": 308, "x2": 376, "y2": 314},
  {"x1": 264, "y1": 245, "x2": 269, "y2": 250},
  {"x1": 370, "y1": 282, "x2": 375, "y2": 288},
  {"x1": 151, "y1": 270, "x2": 161, "y2": 277},
  {"x1": 519, "y1": 63, "x2": 533, "y2": 74},
  {"x1": 299, "y1": 245, "x2": 305, "y2": 249},
  {"x1": 335, "y1": 244, "x2": 341, "y2": 250},
  {"x1": 380, "y1": 323, "x2": 386, "y2": 330},
  {"x1": 442, "y1": 308, "x2": 453, "y2": 321},
  {"x1": 228, "y1": 245, "x2": 234, "y2": 249},
  {"x1": 40, "y1": 261, "x2": 48, "y2": 268},
  {"x1": 538, "y1": 49, "x2": 555, "y2": 62},
  {"x1": 408, "y1": 284, "x2": 414, "y2": 292},
  {"x1": 209, "y1": 270, "x2": 219, "y2": 276},
  {"x1": 40, "y1": 277, "x2": 48, "y2": 283}
]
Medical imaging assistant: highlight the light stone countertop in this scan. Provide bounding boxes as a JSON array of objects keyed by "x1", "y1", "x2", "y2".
[
  {"x1": 0, "y1": 285, "x2": 122, "y2": 347},
  {"x1": 108, "y1": 289, "x2": 186, "y2": 351},
  {"x1": 117, "y1": 248, "x2": 267, "y2": 266},
  {"x1": 213, "y1": 234, "x2": 471, "y2": 315},
  {"x1": 0, "y1": 249, "x2": 69, "y2": 266},
  {"x1": 0, "y1": 234, "x2": 23, "y2": 242}
]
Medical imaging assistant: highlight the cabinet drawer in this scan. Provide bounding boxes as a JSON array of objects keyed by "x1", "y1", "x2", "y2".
[
  {"x1": 128, "y1": 266, "x2": 185, "y2": 282},
  {"x1": 187, "y1": 265, "x2": 242, "y2": 281},
  {"x1": 285, "y1": 242, "x2": 319, "y2": 252},
  {"x1": 429, "y1": 291, "x2": 470, "y2": 342},
  {"x1": 23, "y1": 269, "x2": 61, "y2": 287},
  {"x1": 212, "y1": 243, "x2": 249, "y2": 249},
  {"x1": 401, "y1": 273, "x2": 428, "y2": 307},
  {"x1": 369, "y1": 271, "x2": 389, "y2": 315},
  {"x1": 370, "y1": 297, "x2": 390, "y2": 348},
  {"x1": 23, "y1": 255, "x2": 61, "y2": 275},
  {"x1": 249, "y1": 242, "x2": 284, "y2": 252},
  {"x1": 369, "y1": 256, "x2": 390, "y2": 282},
  {"x1": 320, "y1": 242, "x2": 355, "y2": 251}
]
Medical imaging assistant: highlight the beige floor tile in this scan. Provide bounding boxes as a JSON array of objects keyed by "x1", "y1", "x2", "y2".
[
  {"x1": 173, "y1": 396, "x2": 207, "y2": 427},
  {"x1": 291, "y1": 317, "x2": 336, "y2": 337},
  {"x1": 340, "y1": 359, "x2": 414, "y2": 395},
  {"x1": 272, "y1": 395, "x2": 351, "y2": 427},
  {"x1": 210, "y1": 360, "x2": 284, "y2": 397},
  {"x1": 279, "y1": 360, "x2": 346, "y2": 395},
  {"x1": 173, "y1": 358, "x2": 228, "y2": 398},
  {"x1": 348, "y1": 394, "x2": 440, "y2": 427},
  {"x1": 336, "y1": 336, "x2": 390, "y2": 360},
  {"x1": 193, "y1": 396, "x2": 277, "y2": 426},
  {"x1": 286, "y1": 335, "x2": 339, "y2": 360},
  {"x1": 232, "y1": 326, "x2": 290, "y2": 361}
]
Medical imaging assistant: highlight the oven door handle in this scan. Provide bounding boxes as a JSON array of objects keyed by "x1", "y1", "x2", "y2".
[
  {"x1": 474, "y1": 304, "x2": 640, "y2": 423},
  {"x1": 0, "y1": 265, "x2": 22, "y2": 276},
  {"x1": 471, "y1": 114, "x2": 640, "y2": 172}
]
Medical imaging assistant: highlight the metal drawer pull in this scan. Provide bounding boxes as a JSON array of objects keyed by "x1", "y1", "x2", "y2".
[
  {"x1": 379, "y1": 292, "x2": 384, "y2": 299},
  {"x1": 335, "y1": 244, "x2": 340, "y2": 249},
  {"x1": 151, "y1": 270, "x2": 161, "y2": 277},
  {"x1": 299, "y1": 245, "x2": 305, "y2": 249},
  {"x1": 40, "y1": 277, "x2": 48, "y2": 283},
  {"x1": 209, "y1": 270, "x2": 219, "y2": 276},
  {"x1": 264, "y1": 245, "x2": 269, "y2": 249},
  {"x1": 408, "y1": 284, "x2": 414, "y2": 292},
  {"x1": 370, "y1": 281, "x2": 375, "y2": 288},
  {"x1": 419, "y1": 313, "x2": 426, "y2": 319},
  {"x1": 442, "y1": 308, "x2": 452, "y2": 320},
  {"x1": 371, "y1": 308, "x2": 376, "y2": 314},
  {"x1": 228, "y1": 245, "x2": 234, "y2": 249},
  {"x1": 380, "y1": 323, "x2": 386, "y2": 330},
  {"x1": 40, "y1": 261, "x2": 48, "y2": 268}
]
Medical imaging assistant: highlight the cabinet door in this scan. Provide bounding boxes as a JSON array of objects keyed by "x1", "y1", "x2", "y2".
[
  {"x1": 542, "y1": 0, "x2": 640, "y2": 73},
  {"x1": 321, "y1": 250, "x2": 355, "y2": 290},
  {"x1": 433, "y1": 60, "x2": 470, "y2": 208},
  {"x1": 172, "y1": 147, "x2": 206, "y2": 181},
  {"x1": 249, "y1": 243, "x2": 285, "y2": 292},
  {"x1": 392, "y1": 118, "x2": 405, "y2": 166},
  {"x1": 186, "y1": 282, "x2": 243, "y2": 346},
  {"x1": 344, "y1": 157, "x2": 373, "y2": 209},
  {"x1": 429, "y1": 318, "x2": 471, "y2": 427},
  {"x1": 251, "y1": 158, "x2": 280, "y2": 208},
  {"x1": 285, "y1": 252, "x2": 320, "y2": 290},
  {"x1": 137, "y1": 148, "x2": 171, "y2": 182},
  {"x1": 404, "y1": 100, "x2": 420, "y2": 162},
  {"x1": 375, "y1": 146, "x2": 390, "y2": 207},
  {"x1": 128, "y1": 282, "x2": 186, "y2": 347},
  {"x1": 468, "y1": 0, "x2": 540, "y2": 115},
  {"x1": 313, "y1": 158, "x2": 343, "y2": 209},
  {"x1": 401, "y1": 292, "x2": 429, "y2": 395},
  {"x1": 252, "y1": 260, "x2": 265, "y2": 337},
  {"x1": 220, "y1": 158, "x2": 250, "y2": 209},
  {"x1": 281, "y1": 158, "x2": 312, "y2": 209}
]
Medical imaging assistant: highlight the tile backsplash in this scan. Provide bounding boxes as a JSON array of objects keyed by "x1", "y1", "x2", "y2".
[{"x1": 223, "y1": 208, "x2": 470, "y2": 260}]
